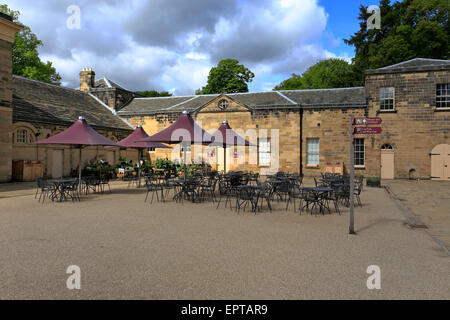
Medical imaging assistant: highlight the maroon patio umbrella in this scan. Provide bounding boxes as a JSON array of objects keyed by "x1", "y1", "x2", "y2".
[
  {"x1": 35, "y1": 116, "x2": 120, "y2": 192},
  {"x1": 117, "y1": 125, "x2": 171, "y2": 187},
  {"x1": 137, "y1": 111, "x2": 213, "y2": 179},
  {"x1": 211, "y1": 120, "x2": 254, "y2": 173}
]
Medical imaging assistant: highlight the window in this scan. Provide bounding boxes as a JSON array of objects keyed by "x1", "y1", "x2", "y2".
[
  {"x1": 218, "y1": 99, "x2": 229, "y2": 110},
  {"x1": 258, "y1": 139, "x2": 270, "y2": 165},
  {"x1": 436, "y1": 84, "x2": 450, "y2": 108},
  {"x1": 15, "y1": 129, "x2": 27, "y2": 144},
  {"x1": 306, "y1": 138, "x2": 319, "y2": 166},
  {"x1": 354, "y1": 138, "x2": 365, "y2": 167},
  {"x1": 381, "y1": 144, "x2": 393, "y2": 150},
  {"x1": 380, "y1": 87, "x2": 394, "y2": 110},
  {"x1": 181, "y1": 144, "x2": 191, "y2": 152}
]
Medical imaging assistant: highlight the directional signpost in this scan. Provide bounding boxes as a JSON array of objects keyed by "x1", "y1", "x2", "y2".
[{"x1": 349, "y1": 115, "x2": 382, "y2": 234}]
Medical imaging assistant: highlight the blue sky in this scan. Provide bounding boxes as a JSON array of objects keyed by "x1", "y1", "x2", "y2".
[{"x1": 7, "y1": 0, "x2": 381, "y2": 95}]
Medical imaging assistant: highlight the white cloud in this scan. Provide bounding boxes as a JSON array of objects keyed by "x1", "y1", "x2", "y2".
[{"x1": 7, "y1": 0, "x2": 352, "y2": 94}]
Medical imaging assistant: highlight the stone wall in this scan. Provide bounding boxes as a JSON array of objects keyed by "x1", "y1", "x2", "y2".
[
  {"x1": 90, "y1": 87, "x2": 135, "y2": 112},
  {"x1": 0, "y1": 14, "x2": 21, "y2": 182},
  {"x1": 365, "y1": 69, "x2": 450, "y2": 179},
  {"x1": 0, "y1": 39, "x2": 13, "y2": 182},
  {"x1": 10, "y1": 121, "x2": 136, "y2": 179}
]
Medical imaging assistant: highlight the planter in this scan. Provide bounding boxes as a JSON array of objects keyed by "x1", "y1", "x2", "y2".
[{"x1": 366, "y1": 179, "x2": 381, "y2": 187}]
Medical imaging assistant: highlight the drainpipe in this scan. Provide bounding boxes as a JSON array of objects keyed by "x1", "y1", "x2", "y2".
[{"x1": 299, "y1": 106, "x2": 303, "y2": 175}]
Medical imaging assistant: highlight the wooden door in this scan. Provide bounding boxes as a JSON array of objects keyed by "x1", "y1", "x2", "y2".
[
  {"x1": 431, "y1": 144, "x2": 450, "y2": 181},
  {"x1": 52, "y1": 149, "x2": 64, "y2": 178},
  {"x1": 381, "y1": 149, "x2": 394, "y2": 179}
]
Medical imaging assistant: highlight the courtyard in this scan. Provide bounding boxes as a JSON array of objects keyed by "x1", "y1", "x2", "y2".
[{"x1": 0, "y1": 180, "x2": 448, "y2": 299}]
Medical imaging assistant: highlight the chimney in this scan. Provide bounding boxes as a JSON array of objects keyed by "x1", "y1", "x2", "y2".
[{"x1": 79, "y1": 67, "x2": 95, "y2": 91}]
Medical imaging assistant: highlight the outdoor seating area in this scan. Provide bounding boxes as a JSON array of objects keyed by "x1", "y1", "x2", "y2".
[
  {"x1": 135, "y1": 170, "x2": 365, "y2": 217},
  {"x1": 31, "y1": 113, "x2": 365, "y2": 214}
]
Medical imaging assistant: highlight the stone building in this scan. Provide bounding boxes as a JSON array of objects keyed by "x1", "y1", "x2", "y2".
[
  {"x1": 111, "y1": 58, "x2": 449, "y2": 180},
  {"x1": 11, "y1": 75, "x2": 136, "y2": 179}
]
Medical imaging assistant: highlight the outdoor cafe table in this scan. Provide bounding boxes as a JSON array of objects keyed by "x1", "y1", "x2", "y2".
[
  {"x1": 235, "y1": 185, "x2": 269, "y2": 213},
  {"x1": 299, "y1": 186, "x2": 334, "y2": 214},
  {"x1": 47, "y1": 178, "x2": 77, "y2": 202}
]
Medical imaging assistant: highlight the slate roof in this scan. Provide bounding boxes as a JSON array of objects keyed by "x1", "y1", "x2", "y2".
[
  {"x1": 366, "y1": 58, "x2": 450, "y2": 75},
  {"x1": 280, "y1": 87, "x2": 366, "y2": 107},
  {"x1": 12, "y1": 75, "x2": 133, "y2": 131},
  {"x1": 118, "y1": 87, "x2": 366, "y2": 116}
]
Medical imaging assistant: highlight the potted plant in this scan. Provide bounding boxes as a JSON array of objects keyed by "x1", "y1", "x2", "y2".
[{"x1": 366, "y1": 176, "x2": 381, "y2": 187}]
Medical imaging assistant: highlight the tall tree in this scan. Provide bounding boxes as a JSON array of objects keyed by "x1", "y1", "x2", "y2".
[
  {"x1": 198, "y1": 59, "x2": 255, "y2": 94},
  {"x1": 0, "y1": 4, "x2": 61, "y2": 84},
  {"x1": 274, "y1": 58, "x2": 360, "y2": 90},
  {"x1": 135, "y1": 90, "x2": 172, "y2": 97},
  {"x1": 344, "y1": 0, "x2": 449, "y2": 83}
]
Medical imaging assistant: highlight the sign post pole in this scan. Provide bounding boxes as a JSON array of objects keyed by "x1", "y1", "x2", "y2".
[{"x1": 349, "y1": 115, "x2": 356, "y2": 234}]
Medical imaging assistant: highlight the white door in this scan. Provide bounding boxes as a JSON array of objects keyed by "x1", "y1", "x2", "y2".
[
  {"x1": 431, "y1": 144, "x2": 450, "y2": 181},
  {"x1": 52, "y1": 149, "x2": 64, "y2": 178},
  {"x1": 381, "y1": 150, "x2": 394, "y2": 179},
  {"x1": 217, "y1": 147, "x2": 230, "y2": 172}
]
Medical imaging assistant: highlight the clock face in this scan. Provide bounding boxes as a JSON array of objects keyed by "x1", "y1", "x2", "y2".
[{"x1": 218, "y1": 99, "x2": 229, "y2": 110}]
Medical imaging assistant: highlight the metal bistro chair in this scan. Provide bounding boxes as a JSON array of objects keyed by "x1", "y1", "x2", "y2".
[
  {"x1": 216, "y1": 177, "x2": 235, "y2": 210},
  {"x1": 286, "y1": 183, "x2": 303, "y2": 213},
  {"x1": 100, "y1": 174, "x2": 112, "y2": 193},
  {"x1": 144, "y1": 176, "x2": 165, "y2": 204},
  {"x1": 177, "y1": 179, "x2": 199, "y2": 204},
  {"x1": 354, "y1": 175, "x2": 364, "y2": 207},
  {"x1": 199, "y1": 176, "x2": 218, "y2": 202},
  {"x1": 35, "y1": 178, "x2": 54, "y2": 203},
  {"x1": 236, "y1": 187, "x2": 257, "y2": 214},
  {"x1": 63, "y1": 179, "x2": 80, "y2": 202},
  {"x1": 256, "y1": 182, "x2": 273, "y2": 212}
]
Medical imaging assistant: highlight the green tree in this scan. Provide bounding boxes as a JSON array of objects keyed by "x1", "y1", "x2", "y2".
[
  {"x1": 135, "y1": 90, "x2": 172, "y2": 97},
  {"x1": 274, "y1": 58, "x2": 360, "y2": 90},
  {"x1": 0, "y1": 4, "x2": 61, "y2": 84},
  {"x1": 198, "y1": 59, "x2": 255, "y2": 94},
  {"x1": 344, "y1": 0, "x2": 449, "y2": 84}
]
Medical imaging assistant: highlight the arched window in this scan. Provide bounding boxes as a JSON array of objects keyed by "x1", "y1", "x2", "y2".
[{"x1": 381, "y1": 144, "x2": 393, "y2": 150}]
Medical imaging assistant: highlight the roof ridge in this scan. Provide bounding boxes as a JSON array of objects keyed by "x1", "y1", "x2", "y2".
[
  {"x1": 274, "y1": 91, "x2": 297, "y2": 105},
  {"x1": 88, "y1": 93, "x2": 134, "y2": 129},
  {"x1": 376, "y1": 58, "x2": 450, "y2": 70},
  {"x1": 277, "y1": 86, "x2": 364, "y2": 92},
  {"x1": 165, "y1": 95, "x2": 200, "y2": 110},
  {"x1": 134, "y1": 95, "x2": 196, "y2": 100}
]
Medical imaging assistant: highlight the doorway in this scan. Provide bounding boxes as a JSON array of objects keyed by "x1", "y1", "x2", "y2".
[
  {"x1": 431, "y1": 144, "x2": 450, "y2": 181},
  {"x1": 380, "y1": 144, "x2": 394, "y2": 179},
  {"x1": 52, "y1": 149, "x2": 64, "y2": 178}
]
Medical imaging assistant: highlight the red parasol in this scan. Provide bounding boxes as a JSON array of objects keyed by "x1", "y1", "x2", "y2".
[
  {"x1": 211, "y1": 120, "x2": 254, "y2": 172},
  {"x1": 35, "y1": 116, "x2": 120, "y2": 193}
]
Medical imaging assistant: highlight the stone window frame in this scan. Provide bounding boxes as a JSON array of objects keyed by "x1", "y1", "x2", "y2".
[
  {"x1": 13, "y1": 127, "x2": 35, "y2": 145},
  {"x1": 435, "y1": 83, "x2": 450, "y2": 109},
  {"x1": 379, "y1": 87, "x2": 395, "y2": 111},
  {"x1": 354, "y1": 138, "x2": 365, "y2": 168},
  {"x1": 306, "y1": 138, "x2": 320, "y2": 167},
  {"x1": 218, "y1": 99, "x2": 229, "y2": 110},
  {"x1": 258, "y1": 138, "x2": 271, "y2": 167}
]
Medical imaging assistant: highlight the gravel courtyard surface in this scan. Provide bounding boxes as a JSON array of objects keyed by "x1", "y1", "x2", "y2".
[
  {"x1": 383, "y1": 179, "x2": 450, "y2": 250},
  {"x1": 0, "y1": 182, "x2": 448, "y2": 299}
]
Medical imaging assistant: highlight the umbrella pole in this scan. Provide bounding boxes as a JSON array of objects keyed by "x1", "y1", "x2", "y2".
[
  {"x1": 183, "y1": 142, "x2": 187, "y2": 181},
  {"x1": 137, "y1": 148, "x2": 142, "y2": 188},
  {"x1": 223, "y1": 144, "x2": 227, "y2": 174},
  {"x1": 78, "y1": 146, "x2": 82, "y2": 195}
]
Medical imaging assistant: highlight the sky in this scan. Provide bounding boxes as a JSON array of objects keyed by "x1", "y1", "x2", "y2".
[{"x1": 7, "y1": 0, "x2": 379, "y2": 95}]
